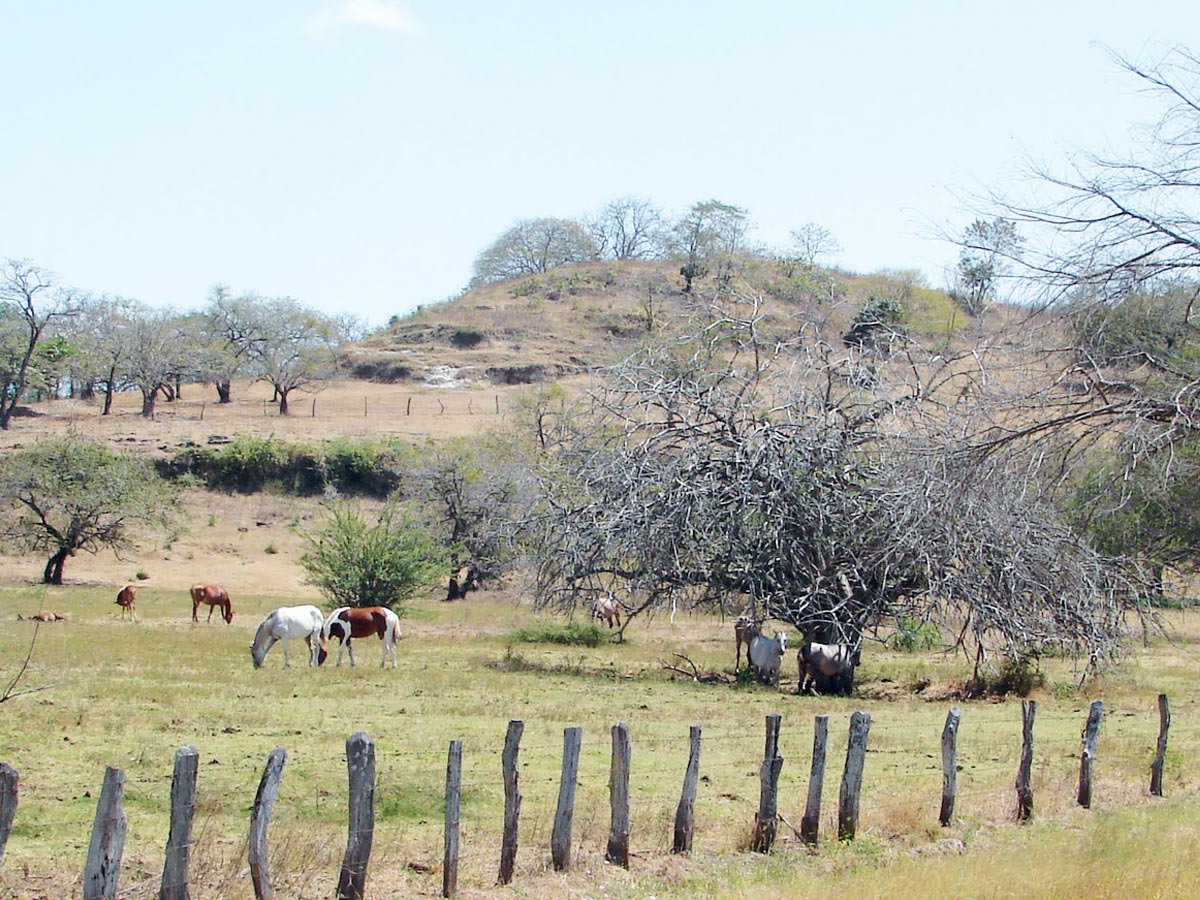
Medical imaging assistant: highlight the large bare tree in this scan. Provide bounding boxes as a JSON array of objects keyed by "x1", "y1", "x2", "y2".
[{"x1": 520, "y1": 293, "x2": 1144, "y2": 681}]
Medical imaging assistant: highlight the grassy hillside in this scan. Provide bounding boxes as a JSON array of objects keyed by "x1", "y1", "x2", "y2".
[{"x1": 345, "y1": 258, "x2": 974, "y2": 388}]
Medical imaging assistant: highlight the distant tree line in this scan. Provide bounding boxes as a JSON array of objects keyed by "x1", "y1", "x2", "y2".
[{"x1": 0, "y1": 262, "x2": 357, "y2": 426}]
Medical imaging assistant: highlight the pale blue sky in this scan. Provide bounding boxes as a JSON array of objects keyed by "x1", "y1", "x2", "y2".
[{"x1": 1, "y1": 2, "x2": 1195, "y2": 325}]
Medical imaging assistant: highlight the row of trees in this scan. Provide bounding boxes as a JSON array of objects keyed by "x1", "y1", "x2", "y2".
[
  {"x1": 468, "y1": 198, "x2": 842, "y2": 292},
  {"x1": 0, "y1": 266, "x2": 357, "y2": 427}
]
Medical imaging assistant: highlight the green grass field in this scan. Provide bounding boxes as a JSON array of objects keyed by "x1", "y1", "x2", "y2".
[{"x1": 2, "y1": 583, "x2": 1199, "y2": 899}]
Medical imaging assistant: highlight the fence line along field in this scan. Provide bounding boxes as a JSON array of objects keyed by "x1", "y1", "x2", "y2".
[{"x1": 2, "y1": 386, "x2": 1200, "y2": 898}]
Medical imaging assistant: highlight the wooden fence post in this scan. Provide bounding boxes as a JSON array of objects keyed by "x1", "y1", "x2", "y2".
[
  {"x1": 249, "y1": 748, "x2": 287, "y2": 900},
  {"x1": 837, "y1": 711, "x2": 871, "y2": 841},
  {"x1": 0, "y1": 763, "x2": 17, "y2": 867},
  {"x1": 1077, "y1": 700, "x2": 1103, "y2": 808},
  {"x1": 939, "y1": 707, "x2": 961, "y2": 826},
  {"x1": 606, "y1": 722, "x2": 631, "y2": 868},
  {"x1": 338, "y1": 733, "x2": 376, "y2": 900},
  {"x1": 750, "y1": 713, "x2": 783, "y2": 853},
  {"x1": 1015, "y1": 700, "x2": 1036, "y2": 822},
  {"x1": 159, "y1": 746, "x2": 198, "y2": 900},
  {"x1": 551, "y1": 727, "x2": 582, "y2": 872},
  {"x1": 83, "y1": 767, "x2": 126, "y2": 900},
  {"x1": 499, "y1": 720, "x2": 524, "y2": 884},
  {"x1": 1150, "y1": 693, "x2": 1171, "y2": 797},
  {"x1": 673, "y1": 725, "x2": 701, "y2": 854},
  {"x1": 800, "y1": 714, "x2": 828, "y2": 845},
  {"x1": 443, "y1": 740, "x2": 462, "y2": 898}
]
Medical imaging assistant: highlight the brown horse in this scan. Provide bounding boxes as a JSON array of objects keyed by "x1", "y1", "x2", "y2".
[
  {"x1": 116, "y1": 584, "x2": 137, "y2": 621},
  {"x1": 318, "y1": 606, "x2": 401, "y2": 668},
  {"x1": 191, "y1": 583, "x2": 233, "y2": 624}
]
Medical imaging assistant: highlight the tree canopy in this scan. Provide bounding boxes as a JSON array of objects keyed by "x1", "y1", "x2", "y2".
[
  {"x1": 0, "y1": 438, "x2": 176, "y2": 584},
  {"x1": 519, "y1": 296, "x2": 1143, "y2": 679}
]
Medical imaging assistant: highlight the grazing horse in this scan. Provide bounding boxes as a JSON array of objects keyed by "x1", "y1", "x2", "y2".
[
  {"x1": 797, "y1": 641, "x2": 860, "y2": 696},
  {"x1": 115, "y1": 585, "x2": 137, "y2": 621},
  {"x1": 318, "y1": 606, "x2": 401, "y2": 668},
  {"x1": 748, "y1": 631, "x2": 787, "y2": 685},
  {"x1": 191, "y1": 583, "x2": 233, "y2": 624},
  {"x1": 733, "y1": 615, "x2": 764, "y2": 671},
  {"x1": 250, "y1": 605, "x2": 325, "y2": 668},
  {"x1": 591, "y1": 595, "x2": 623, "y2": 629}
]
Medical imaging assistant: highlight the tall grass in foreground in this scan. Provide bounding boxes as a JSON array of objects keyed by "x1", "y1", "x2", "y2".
[{"x1": 676, "y1": 799, "x2": 1200, "y2": 900}]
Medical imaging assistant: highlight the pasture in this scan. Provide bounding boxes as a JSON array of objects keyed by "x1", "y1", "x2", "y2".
[
  {"x1": 2, "y1": 384, "x2": 1200, "y2": 897},
  {"x1": 3, "y1": 577, "x2": 1200, "y2": 899}
]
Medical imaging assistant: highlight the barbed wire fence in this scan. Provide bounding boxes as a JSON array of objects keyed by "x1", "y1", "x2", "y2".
[{"x1": 0, "y1": 693, "x2": 1186, "y2": 899}]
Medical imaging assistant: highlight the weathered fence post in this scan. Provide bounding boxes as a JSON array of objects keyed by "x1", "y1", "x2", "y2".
[
  {"x1": 606, "y1": 722, "x2": 631, "y2": 868},
  {"x1": 338, "y1": 732, "x2": 376, "y2": 900},
  {"x1": 0, "y1": 763, "x2": 17, "y2": 867},
  {"x1": 800, "y1": 714, "x2": 828, "y2": 845},
  {"x1": 498, "y1": 719, "x2": 524, "y2": 884},
  {"x1": 249, "y1": 748, "x2": 287, "y2": 900},
  {"x1": 1150, "y1": 693, "x2": 1171, "y2": 797},
  {"x1": 159, "y1": 746, "x2": 198, "y2": 900},
  {"x1": 939, "y1": 707, "x2": 961, "y2": 826},
  {"x1": 83, "y1": 767, "x2": 126, "y2": 900},
  {"x1": 551, "y1": 727, "x2": 581, "y2": 872},
  {"x1": 673, "y1": 725, "x2": 701, "y2": 854},
  {"x1": 1015, "y1": 700, "x2": 1036, "y2": 822},
  {"x1": 1077, "y1": 700, "x2": 1103, "y2": 808},
  {"x1": 443, "y1": 740, "x2": 462, "y2": 898},
  {"x1": 837, "y1": 711, "x2": 871, "y2": 841},
  {"x1": 750, "y1": 713, "x2": 783, "y2": 853}
]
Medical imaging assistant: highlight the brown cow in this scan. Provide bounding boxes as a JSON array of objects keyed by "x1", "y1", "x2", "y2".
[
  {"x1": 191, "y1": 583, "x2": 233, "y2": 624},
  {"x1": 116, "y1": 584, "x2": 137, "y2": 621}
]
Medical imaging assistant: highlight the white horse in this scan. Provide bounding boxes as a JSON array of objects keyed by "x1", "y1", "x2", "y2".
[
  {"x1": 250, "y1": 605, "x2": 326, "y2": 668},
  {"x1": 748, "y1": 631, "x2": 788, "y2": 685}
]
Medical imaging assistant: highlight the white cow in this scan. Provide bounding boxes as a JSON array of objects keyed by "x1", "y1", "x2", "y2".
[{"x1": 748, "y1": 631, "x2": 787, "y2": 685}]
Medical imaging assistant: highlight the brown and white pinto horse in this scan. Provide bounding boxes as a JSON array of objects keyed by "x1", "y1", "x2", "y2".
[
  {"x1": 318, "y1": 606, "x2": 401, "y2": 668},
  {"x1": 191, "y1": 583, "x2": 233, "y2": 624},
  {"x1": 116, "y1": 584, "x2": 137, "y2": 621}
]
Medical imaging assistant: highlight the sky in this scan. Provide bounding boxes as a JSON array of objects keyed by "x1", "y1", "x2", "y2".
[{"x1": 1, "y1": 2, "x2": 1197, "y2": 327}]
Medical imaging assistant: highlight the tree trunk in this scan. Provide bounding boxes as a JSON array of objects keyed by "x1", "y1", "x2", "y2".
[
  {"x1": 216, "y1": 381, "x2": 232, "y2": 404},
  {"x1": 141, "y1": 387, "x2": 158, "y2": 418},
  {"x1": 278, "y1": 390, "x2": 290, "y2": 416},
  {"x1": 43, "y1": 548, "x2": 71, "y2": 585},
  {"x1": 103, "y1": 367, "x2": 117, "y2": 415}
]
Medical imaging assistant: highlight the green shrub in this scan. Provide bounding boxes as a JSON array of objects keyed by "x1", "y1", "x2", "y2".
[
  {"x1": 506, "y1": 620, "x2": 605, "y2": 647},
  {"x1": 300, "y1": 499, "x2": 448, "y2": 614},
  {"x1": 449, "y1": 329, "x2": 485, "y2": 349},
  {"x1": 166, "y1": 436, "x2": 408, "y2": 498},
  {"x1": 887, "y1": 617, "x2": 942, "y2": 652}
]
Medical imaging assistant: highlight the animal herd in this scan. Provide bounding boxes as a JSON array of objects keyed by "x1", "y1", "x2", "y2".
[
  {"x1": 28, "y1": 584, "x2": 858, "y2": 693},
  {"x1": 734, "y1": 614, "x2": 859, "y2": 696},
  {"x1": 248, "y1": 604, "x2": 402, "y2": 669}
]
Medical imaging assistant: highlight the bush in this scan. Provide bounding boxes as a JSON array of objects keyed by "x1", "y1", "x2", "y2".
[
  {"x1": 887, "y1": 617, "x2": 942, "y2": 652},
  {"x1": 300, "y1": 499, "x2": 448, "y2": 614},
  {"x1": 965, "y1": 654, "x2": 1045, "y2": 698},
  {"x1": 450, "y1": 329, "x2": 486, "y2": 349},
  {"x1": 166, "y1": 436, "x2": 408, "y2": 498},
  {"x1": 506, "y1": 620, "x2": 605, "y2": 647}
]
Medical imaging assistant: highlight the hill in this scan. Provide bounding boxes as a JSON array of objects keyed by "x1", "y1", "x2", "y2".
[{"x1": 344, "y1": 258, "x2": 977, "y2": 388}]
